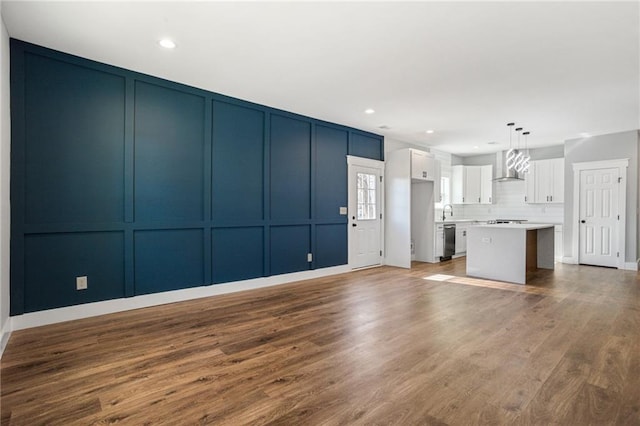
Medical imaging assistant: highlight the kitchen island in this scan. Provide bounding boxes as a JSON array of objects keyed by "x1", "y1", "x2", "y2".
[{"x1": 466, "y1": 223, "x2": 555, "y2": 284}]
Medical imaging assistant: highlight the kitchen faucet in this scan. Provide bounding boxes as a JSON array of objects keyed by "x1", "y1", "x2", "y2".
[{"x1": 442, "y1": 204, "x2": 453, "y2": 221}]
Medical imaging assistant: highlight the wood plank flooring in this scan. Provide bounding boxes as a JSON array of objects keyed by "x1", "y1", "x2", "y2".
[{"x1": 2, "y1": 259, "x2": 639, "y2": 425}]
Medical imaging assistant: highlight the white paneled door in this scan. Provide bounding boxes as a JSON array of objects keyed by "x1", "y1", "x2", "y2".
[
  {"x1": 349, "y1": 165, "x2": 382, "y2": 269},
  {"x1": 579, "y1": 168, "x2": 619, "y2": 267}
]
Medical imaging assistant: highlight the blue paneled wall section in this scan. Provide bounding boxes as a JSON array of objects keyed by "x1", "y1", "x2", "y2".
[{"x1": 9, "y1": 39, "x2": 384, "y2": 315}]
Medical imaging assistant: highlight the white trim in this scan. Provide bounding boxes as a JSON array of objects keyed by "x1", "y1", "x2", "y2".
[
  {"x1": 0, "y1": 318, "x2": 11, "y2": 358},
  {"x1": 572, "y1": 159, "x2": 629, "y2": 172},
  {"x1": 571, "y1": 158, "x2": 628, "y2": 269},
  {"x1": 624, "y1": 262, "x2": 638, "y2": 271},
  {"x1": 347, "y1": 155, "x2": 385, "y2": 269},
  {"x1": 562, "y1": 256, "x2": 578, "y2": 264},
  {"x1": 347, "y1": 155, "x2": 384, "y2": 169},
  {"x1": 11, "y1": 264, "x2": 351, "y2": 331},
  {"x1": 350, "y1": 263, "x2": 383, "y2": 271}
]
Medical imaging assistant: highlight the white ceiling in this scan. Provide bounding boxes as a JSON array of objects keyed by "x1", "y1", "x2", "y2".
[{"x1": 2, "y1": 1, "x2": 639, "y2": 156}]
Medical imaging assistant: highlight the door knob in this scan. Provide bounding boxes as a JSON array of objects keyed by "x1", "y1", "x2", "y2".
[
  {"x1": 580, "y1": 220, "x2": 586, "y2": 223},
  {"x1": 352, "y1": 223, "x2": 357, "y2": 227}
]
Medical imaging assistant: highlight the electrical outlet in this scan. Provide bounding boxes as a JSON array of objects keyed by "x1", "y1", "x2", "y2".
[
  {"x1": 307, "y1": 253, "x2": 313, "y2": 262},
  {"x1": 76, "y1": 276, "x2": 88, "y2": 290},
  {"x1": 339, "y1": 207, "x2": 348, "y2": 215}
]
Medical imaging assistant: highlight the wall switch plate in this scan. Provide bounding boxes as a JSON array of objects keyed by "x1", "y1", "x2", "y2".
[
  {"x1": 481, "y1": 237, "x2": 492, "y2": 244},
  {"x1": 307, "y1": 253, "x2": 313, "y2": 262},
  {"x1": 339, "y1": 207, "x2": 348, "y2": 215},
  {"x1": 76, "y1": 276, "x2": 88, "y2": 290}
]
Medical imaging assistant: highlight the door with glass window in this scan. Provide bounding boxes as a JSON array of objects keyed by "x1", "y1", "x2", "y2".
[{"x1": 349, "y1": 165, "x2": 382, "y2": 268}]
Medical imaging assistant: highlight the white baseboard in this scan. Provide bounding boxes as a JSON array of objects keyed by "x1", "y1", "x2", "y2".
[
  {"x1": 560, "y1": 256, "x2": 637, "y2": 271},
  {"x1": 0, "y1": 318, "x2": 11, "y2": 358},
  {"x1": 11, "y1": 265, "x2": 352, "y2": 331}
]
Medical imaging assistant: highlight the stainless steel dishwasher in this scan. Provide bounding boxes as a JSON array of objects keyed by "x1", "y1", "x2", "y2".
[{"x1": 441, "y1": 223, "x2": 456, "y2": 261}]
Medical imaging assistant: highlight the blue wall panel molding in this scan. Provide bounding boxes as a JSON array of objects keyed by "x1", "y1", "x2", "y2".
[
  {"x1": 212, "y1": 227, "x2": 264, "y2": 284},
  {"x1": 315, "y1": 224, "x2": 348, "y2": 268},
  {"x1": 24, "y1": 232, "x2": 125, "y2": 312},
  {"x1": 350, "y1": 132, "x2": 384, "y2": 161},
  {"x1": 212, "y1": 100, "x2": 264, "y2": 223},
  {"x1": 270, "y1": 114, "x2": 311, "y2": 221},
  {"x1": 134, "y1": 229, "x2": 205, "y2": 295},
  {"x1": 24, "y1": 52, "x2": 126, "y2": 225},
  {"x1": 315, "y1": 125, "x2": 348, "y2": 221},
  {"x1": 134, "y1": 81, "x2": 206, "y2": 222},
  {"x1": 9, "y1": 38, "x2": 383, "y2": 315},
  {"x1": 270, "y1": 225, "x2": 311, "y2": 275}
]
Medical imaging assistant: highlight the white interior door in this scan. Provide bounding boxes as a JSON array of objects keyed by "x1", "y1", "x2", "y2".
[
  {"x1": 349, "y1": 165, "x2": 382, "y2": 268},
  {"x1": 579, "y1": 168, "x2": 619, "y2": 267}
]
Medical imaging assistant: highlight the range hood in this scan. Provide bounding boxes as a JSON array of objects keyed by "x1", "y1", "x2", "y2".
[{"x1": 493, "y1": 150, "x2": 524, "y2": 182}]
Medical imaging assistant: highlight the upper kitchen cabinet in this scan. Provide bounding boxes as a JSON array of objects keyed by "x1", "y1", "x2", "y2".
[
  {"x1": 452, "y1": 165, "x2": 493, "y2": 204},
  {"x1": 480, "y1": 165, "x2": 493, "y2": 204},
  {"x1": 451, "y1": 165, "x2": 463, "y2": 204},
  {"x1": 524, "y1": 158, "x2": 564, "y2": 204},
  {"x1": 410, "y1": 149, "x2": 436, "y2": 181}
]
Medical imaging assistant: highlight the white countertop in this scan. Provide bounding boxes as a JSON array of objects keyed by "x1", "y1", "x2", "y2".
[
  {"x1": 471, "y1": 223, "x2": 556, "y2": 230},
  {"x1": 435, "y1": 219, "x2": 483, "y2": 224},
  {"x1": 435, "y1": 219, "x2": 562, "y2": 226}
]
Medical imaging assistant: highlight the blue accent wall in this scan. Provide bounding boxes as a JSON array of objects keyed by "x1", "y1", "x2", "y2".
[
  {"x1": 270, "y1": 115, "x2": 311, "y2": 221},
  {"x1": 134, "y1": 82, "x2": 206, "y2": 222},
  {"x1": 24, "y1": 54, "x2": 126, "y2": 224},
  {"x1": 10, "y1": 39, "x2": 384, "y2": 315},
  {"x1": 134, "y1": 229, "x2": 205, "y2": 295}
]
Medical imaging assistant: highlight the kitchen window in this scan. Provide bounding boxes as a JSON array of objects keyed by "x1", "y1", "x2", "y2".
[{"x1": 436, "y1": 176, "x2": 451, "y2": 207}]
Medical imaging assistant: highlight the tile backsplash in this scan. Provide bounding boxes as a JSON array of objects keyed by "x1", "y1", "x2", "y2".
[{"x1": 436, "y1": 179, "x2": 564, "y2": 224}]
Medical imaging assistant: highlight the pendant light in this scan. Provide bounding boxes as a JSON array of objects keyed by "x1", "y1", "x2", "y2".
[
  {"x1": 506, "y1": 124, "x2": 531, "y2": 173},
  {"x1": 505, "y1": 123, "x2": 518, "y2": 171},
  {"x1": 495, "y1": 122, "x2": 524, "y2": 181},
  {"x1": 521, "y1": 131, "x2": 531, "y2": 173}
]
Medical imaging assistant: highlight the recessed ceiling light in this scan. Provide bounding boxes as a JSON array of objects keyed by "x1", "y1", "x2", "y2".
[
  {"x1": 579, "y1": 132, "x2": 591, "y2": 138},
  {"x1": 426, "y1": 130, "x2": 434, "y2": 134},
  {"x1": 364, "y1": 108, "x2": 375, "y2": 114},
  {"x1": 474, "y1": 146, "x2": 479, "y2": 149},
  {"x1": 159, "y1": 38, "x2": 176, "y2": 49}
]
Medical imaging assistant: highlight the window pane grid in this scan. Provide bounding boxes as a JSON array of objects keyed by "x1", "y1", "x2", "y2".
[{"x1": 356, "y1": 172, "x2": 377, "y2": 220}]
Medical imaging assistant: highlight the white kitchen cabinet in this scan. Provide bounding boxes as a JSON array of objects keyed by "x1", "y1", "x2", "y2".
[
  {"x1": 433, "y1": 160, "x2": 442, "y2": 203},
  {"x1": 525, "y1": 158, "x2": 564, "y2": 204},
  {"x1": 464, "y1": 166, "x2": 481, "y2": 204},
  {"x1": 524, "y1": 168, "x2": 535, "y2": 203},
  {"x1": 451, "y1": 165, "x2": 492, "y2": 204},
  {"x1": 455, "y1": 223, "x2": 468, "y2": 254},
  {"x1": 435, "y1": 223, "x2": 444, "y2": 258},
  {"x1": 554, "y1": 225, "x2": 563, "y2": 262},
  {"x1": 451, "y1": 165, "x2": 464, "y2": 204},
  {"x1": 480, "y1": 165, "x2": 493, "y2": 204},
  {"x1": 550, "y1": 158, "x2": 564, "y2": 203},
  {"x1": 411, "y1": 149, "x2": 436, "y2": 181}
]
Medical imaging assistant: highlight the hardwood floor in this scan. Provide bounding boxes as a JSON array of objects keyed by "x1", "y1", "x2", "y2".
[{"x1": 2, "y1": 259, "x2": 639, "y2": 425}]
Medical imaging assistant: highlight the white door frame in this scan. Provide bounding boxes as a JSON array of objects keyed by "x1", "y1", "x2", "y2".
[
  {"x1": 347, "y1": 155, "x2": 385, "y2": 269},
  {"x1": 571, "y1": 158, "x2": 628, "y2": 269}
]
